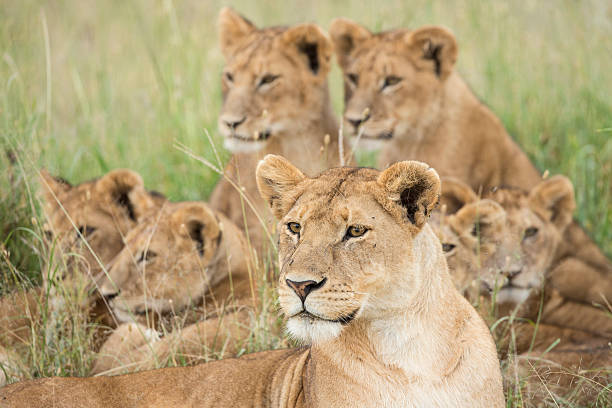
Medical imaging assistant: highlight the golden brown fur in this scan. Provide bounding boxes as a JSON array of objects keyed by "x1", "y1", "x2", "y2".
[
  {"x1": 329, "y1": 19, "x2": 612, "y2": 314},
  {"x1": 210, "y1": 8, "x2": 347, "y2": 251},
  {"x1": 91, "y1": 201, "x2": 257, "y2": 375},
  {"x1": 0, "y1": 157, "x2": 504, "y2": 407},
  {"x1": 434, "y1": 178, "x2": 611, "y2": 403},
  {"x1": 0, "y1": 169, "x2": 164, "y2": 385}
]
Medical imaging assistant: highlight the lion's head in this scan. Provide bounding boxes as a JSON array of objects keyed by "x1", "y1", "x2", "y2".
[
  {"x1": 329, "y1": 19, "x2": 457, "y2": 151},
  {"x1": 432, "y1": 178, "x2": 513, "y2": 298},
  {"x1": 256, "y1": 155, "x2": 442, "y2": 344},
  {"x1": 483, "y1": 176, "x2": 576, "y2": 306},
  {"x1": 39, "y1": 169, "x2": 162, "y2": 283},
  {"x1": 98, "y1": 201, "x2": 248, "y2": 325},
  {"x1": 218, "y1": 7, "x2": 333, "y2": 153}
]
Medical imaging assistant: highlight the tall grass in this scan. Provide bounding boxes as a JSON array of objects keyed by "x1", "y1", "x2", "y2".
[{"x1": 0, "y1": 1, "x2": 610, "y2": 407}]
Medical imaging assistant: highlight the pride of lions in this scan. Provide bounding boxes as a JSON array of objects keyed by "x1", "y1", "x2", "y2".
[{"x1": 0, "y1": 7, "x2": 610, "y2": 407}]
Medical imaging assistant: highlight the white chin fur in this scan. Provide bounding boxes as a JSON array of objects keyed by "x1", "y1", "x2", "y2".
[
  {"x1": 224, "y1": 138, "x2": 268, "y2": 154},
  {"x1": 496, "y1": 287, "x2": 532, "y2": 305},
  {"x1": 351, "y1": 137, "x2": 387, "y2": 152},
  {"x1": 286, "y1": 316, "x2": 343, "y2": 344}
]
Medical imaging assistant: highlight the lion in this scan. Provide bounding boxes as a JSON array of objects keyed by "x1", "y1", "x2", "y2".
[
  {"x1": 435, "y1": 178, "x2": 611, "y2": 404},
  {"x1": 0, "y1": 156, "x2": 504, "y2": 408},
  {"x1": 209, "y1": 8, "x2": 348, "y2": 251},
  {"x1": 91, "y1": 201, "x2": 258, "y2": 375},
  {"x1": 1, "y1": 169, "x2": 163, "y2": 346},
  {"x1": 435, "y1": 177, "x2": 611, "y2": 346},
  {"x1": 329, "y1": 18, "x2": 612, "y2": 313}
]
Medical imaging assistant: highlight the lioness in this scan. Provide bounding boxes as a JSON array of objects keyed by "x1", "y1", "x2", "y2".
[
  {"x1": 0, "y1": 169, "x2": 163, "y2": 384},
  {"x1": 210, "y1": 8, "x2": 346, "y2": 251},
  {"x1": 2, "y1": 169, "x2": 162, "y2": 342},
  {"x1": 435, "y1": 178, "x2": 611, "y2": 404},
  {"x1": 329, "y1": 19, "x2": 612, "y2": 311},
  {"x1": 92, "y1": 201, "x2": 256, "y2": 374},
  {"x1": 0, "y1": 156, "x2": 504, "y2": 407},
  {"x1": 435, "y1": 177, "x2": 611, "y2": 348}
]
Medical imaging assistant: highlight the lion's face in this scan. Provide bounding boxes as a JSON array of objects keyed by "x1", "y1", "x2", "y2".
[
  {"x1": 434, "y1": 177, "x2": 575, "y2": 306},
  {"x1": 39, "y1": 169, "x2": 161, "y2": 283},
  {"x1": 98, "y1": 202, "x2": 224, "y2": 324},
  {"x1": 433, "y1": 199, "x2": 517, "y2": 298},
  {"x1": 329, "y1": 20, "x2": 457, "y2": 151},
  {"x1": 217, "y1": 8, "x2": 333, "y2": 153},
  {"x1": 484, "y1": 177, "x2": 575, "y2": 305},
  {"x1": 257, "y1": 155, "x2": 441, "y2": 344}
]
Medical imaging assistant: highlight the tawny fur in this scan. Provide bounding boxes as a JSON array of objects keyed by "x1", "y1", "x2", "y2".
[
  {"x1": 92, "y1": 201, "x2": 257, "y2": 375},
  {"x1": 0, "y1": 157, "x2": 504, "y2": 407},
  {"x1": 210, "y1": 8, "x2": 348, "y2": 252},
  {"x1": 329, "y1": 19, "x2": 612, "y2": 313}
]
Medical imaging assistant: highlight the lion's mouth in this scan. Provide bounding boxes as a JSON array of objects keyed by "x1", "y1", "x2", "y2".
[
  {"x1": 229, "y1": 130, "x2": 271, "y2": 142},
  {"x1": 358, "y1": 131, "x2": 393, "y2": 141},
  {"x1": 292, "y1": 309, "x2": 358, "y2": 326}
]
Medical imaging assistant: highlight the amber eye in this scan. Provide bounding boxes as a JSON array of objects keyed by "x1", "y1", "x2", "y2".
[
  {"x1": 224, "y1": 72, "x2": 234, "y2": 82},
  {"x1": 346, "y1": 225, "x2": 367, "y2": 238},
  {"x1": 137, "y1": 250, "x2": 157, "y2": 263},
  {"x1": 347, "y1": 73, "x2": 358, "y2": 86},
  {"x1": 77, "y1": 226, "x2": 96, "y2": 238},
  {"x1": 258, "y1": 74, "x2": 280, "y2": 87},
  {"x1": 382, "y1": 75, "x2": 402, "y2": 90},
  {"x1": 442, "y1": 243, "x2": 456, "y2": 253},
  {"x1": 288, "y1": 222, "x2": 301, "y2": 235},
  {"x1": 524, "y1": 227, "x2": 539, "y2": 240}
]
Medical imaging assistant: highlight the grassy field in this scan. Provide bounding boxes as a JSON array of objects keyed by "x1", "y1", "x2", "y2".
[{"x1": 1, "y1": 0, "x2": 611, "y2": 406}]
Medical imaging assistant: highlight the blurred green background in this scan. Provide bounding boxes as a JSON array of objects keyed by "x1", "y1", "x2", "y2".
[{"x1": 1, "y1": 0, "x2": 611, "y2": 283}]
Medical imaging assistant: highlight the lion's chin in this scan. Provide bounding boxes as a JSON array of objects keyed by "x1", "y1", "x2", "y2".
[
  {"x1": 223, "y1": 137, "x2": 269, "y2": 154},
  {"x1": 286, "y1": 315, "x2": 343, "y2": 344}
]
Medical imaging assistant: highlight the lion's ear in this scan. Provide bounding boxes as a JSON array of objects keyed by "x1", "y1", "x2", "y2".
[
  {"x1": 39, "y1": 169, "x2": 72, "y2": 207},
  {"x1": 329, "y1": 18, "x2": 371, "y2": 70},
  {"x1": 256, "y1": 155, "x2": 306, "y2": 219},
  {"x1": 218, "y1": 7, "x2": 256, "y2": 59},
  {"x1": 405, "y1": 26, "x2": 457, "y2": 80},
  {"x1": 172, "y1": 202, "x2": 221, "y2": 257},
  {"x1": 440, "y1": 177, "x2": 478, "y2": 214},
  {"x1": 95, "y1": 169, "x2": 155, "y2": 222},
  {"x1": 450, "y1": 199, "x2": 506, "y2": 237},
  {"x1": 377, "y1": 161, "x2": 441, "y2": 230},
  {"x1": 528, "y1": 175, "x2": 575, "y2": 232},
  {"x1": 281, "y1": 24, "x2": 333, "y2": 77}
]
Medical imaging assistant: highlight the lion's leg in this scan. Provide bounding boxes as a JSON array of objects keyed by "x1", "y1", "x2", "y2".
[
  {"x1": 549, "y1": 256, "x2": 612, "y2": 306},
  {"x1": 91, "y1": 309, "x2": 254, "y2": 375},
  {"x1": 91, "y1": 322, "x2": 160, "y2": 375},
  {"x1": 542, "y1": 291, "x2": 612, "y2": 338},
  {"x1": 552, "y1": 222, "x2": 612, "y2": 304},
  {"x1": 0, "y1": 288, "x2": 41, "y2": 349}
]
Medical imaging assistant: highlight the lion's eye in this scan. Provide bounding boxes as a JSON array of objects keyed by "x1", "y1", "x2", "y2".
[
  {"x1": 258, "y1": 74, "x2": 280, "y2": 87},
  {"x1": 381, "y1": 75, "x2": 402, "y2": 90},
  {"x1": 288, "y1": 222, "x2": 301, "y2": 235},
  {"x1": 224, "y1": 72, "x2": 234, "y2": 83},
  {"x1": 523, "y1": 227, "x2": 539, "y2": 240},
  {"x1": 442, "y1": 243, "x2": 456, "y2": 253},
  {"x1": 137, "y1": 250, "x2": 157, "y2": 263},
  {"x1": 347, "y1": 73, "x2": 358, "y2": 86},
  {"x1": 77, "y1": 226, "x2": 96, "y2": 238},
  {"x1": 346, "y1": 225, "x2": 368, "y2": 238}
]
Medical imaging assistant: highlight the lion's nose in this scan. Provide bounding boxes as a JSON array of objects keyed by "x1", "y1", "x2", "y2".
[
  {"x1": 346, "y1": 116, "x2": 367, "y2": 131},
  {"x1": 502, "y1": 269, "x2": 522, "y2": 280},
  {"x1": 221, "y1": 115, "x2": 246, "y2": 130},
  {"x1": 286, "y1": 278, "x2": 327, "y2": 303}
]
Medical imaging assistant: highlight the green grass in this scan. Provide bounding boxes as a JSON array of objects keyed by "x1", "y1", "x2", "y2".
[{"x1": 0, "y1": 1, "x2": 611, "y2": 407}]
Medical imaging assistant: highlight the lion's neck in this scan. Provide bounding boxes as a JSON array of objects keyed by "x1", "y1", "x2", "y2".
[{"x1": 312, "y1": 228, "x2": 464, "y2": 396}]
